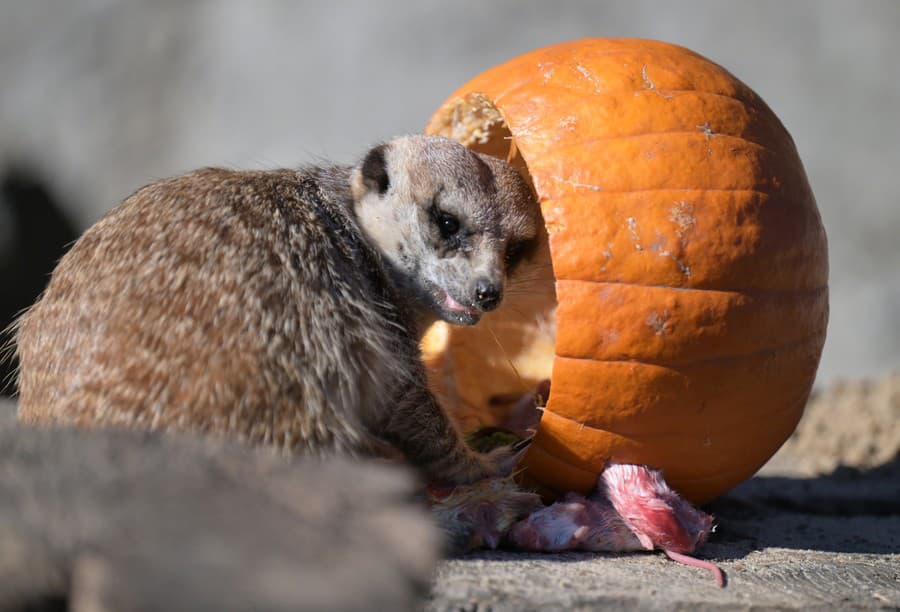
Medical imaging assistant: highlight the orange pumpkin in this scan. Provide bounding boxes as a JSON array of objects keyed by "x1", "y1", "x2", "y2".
[{"x1": 423, "y1": 38, "x2": 828, "y2": 504}]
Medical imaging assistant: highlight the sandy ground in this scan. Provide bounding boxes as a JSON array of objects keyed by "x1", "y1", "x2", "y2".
[
  {"x1": 770, "y1": 372, "x2": 900, "y2": 476},
  {"x1": 429, "y1": 372, "x2": 900, "y2": 610}
]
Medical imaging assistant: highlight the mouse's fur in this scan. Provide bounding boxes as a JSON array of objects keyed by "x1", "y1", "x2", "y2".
[{"x1": 14, "y1": 135, "x2": 542, "y2": 485}]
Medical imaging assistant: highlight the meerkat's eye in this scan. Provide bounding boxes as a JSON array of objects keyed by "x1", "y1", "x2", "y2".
[
  {"x1": 436, "y1": 211, "x2": 461, "y2": 239},
  {"x1": 504, "y1": 239, "x2": 534, "y2": 269}
]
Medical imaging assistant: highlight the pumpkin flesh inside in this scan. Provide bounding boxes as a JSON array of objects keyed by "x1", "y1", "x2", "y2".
[{"x1": 422, "y1": 93, "x2": 558, "y2": 435}]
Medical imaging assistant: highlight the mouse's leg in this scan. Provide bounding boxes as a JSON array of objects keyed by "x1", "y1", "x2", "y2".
[{"x1": 507, "y1": 492, "x2": 644, "y2": 552}]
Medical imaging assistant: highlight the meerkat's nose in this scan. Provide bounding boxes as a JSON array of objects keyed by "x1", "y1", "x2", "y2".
[{"x1": 474, "y1": 278, "x2": 502, "y2": 311}]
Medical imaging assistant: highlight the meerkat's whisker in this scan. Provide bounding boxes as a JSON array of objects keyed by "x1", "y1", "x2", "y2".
[{"x1": 485, "y1": 323, "x2": 524, "y2": 387}]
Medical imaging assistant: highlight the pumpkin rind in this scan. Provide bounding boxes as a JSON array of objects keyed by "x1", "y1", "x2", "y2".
[{"x1": 425, "y1": 38, "x2": 828, "y2": 504}]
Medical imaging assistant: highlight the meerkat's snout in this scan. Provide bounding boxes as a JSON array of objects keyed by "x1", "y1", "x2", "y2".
[
  {"x1": 473, "y1": 277, "x2": 502, "y2": 311},
  {"x1": 434, "y1": 271, "x2": 503, "y2": 327}
]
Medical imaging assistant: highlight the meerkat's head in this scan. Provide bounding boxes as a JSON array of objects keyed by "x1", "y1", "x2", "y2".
[{"x1": 351, "y1": 135, "x2": 541, "y2": 329}]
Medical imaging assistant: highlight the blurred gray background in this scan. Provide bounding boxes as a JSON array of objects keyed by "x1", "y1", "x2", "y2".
[{"x1": 1, "y1": 0, "x2": 898, "y2": 386}]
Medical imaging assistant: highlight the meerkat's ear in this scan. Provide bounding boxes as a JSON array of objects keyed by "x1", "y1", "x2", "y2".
[{"x1": 359, "y1": 143, "x2": 390, "y2": 195}]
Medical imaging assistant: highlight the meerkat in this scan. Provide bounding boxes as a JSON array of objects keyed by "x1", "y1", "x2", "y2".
[{"x1": 14, "y1": 135, "x2": 543, "y2": 485}]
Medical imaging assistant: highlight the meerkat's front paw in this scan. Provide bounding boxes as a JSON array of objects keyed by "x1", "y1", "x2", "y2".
[
  {"x1": 435, "y1": 454, "x2": 495, "y2": 486},
  {"x1": 442, "y1": 441, "x2": 530, "y2": 485},
  {"x1": 483, "y1": 441, "x2": 531, "y2": 477}
]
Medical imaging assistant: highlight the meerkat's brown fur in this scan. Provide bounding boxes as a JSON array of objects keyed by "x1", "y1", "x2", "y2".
[{"x1": 15, "y1": 135, "x2": 542, "y2": 485}]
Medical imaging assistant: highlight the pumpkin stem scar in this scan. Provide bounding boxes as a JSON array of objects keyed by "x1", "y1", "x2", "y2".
[
  {"x1": 664, "y1": 549, "x2": 727, "y2": 587},
  {"x1": 640, "y1": 65, "x2": 673, "y2": 99}
]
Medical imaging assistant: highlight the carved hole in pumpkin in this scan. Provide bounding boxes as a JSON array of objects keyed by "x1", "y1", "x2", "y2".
[{"x1": 421, "y1": 92, "x2": 558, "y2": 434}]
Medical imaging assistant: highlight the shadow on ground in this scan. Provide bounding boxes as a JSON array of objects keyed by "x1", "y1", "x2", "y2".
[
  {"x1": 430, "y1": 459, "x2": 900, "y2": 610},
  {"x1": 705, "y1": 454, "x2": 900, "y2": 559}
]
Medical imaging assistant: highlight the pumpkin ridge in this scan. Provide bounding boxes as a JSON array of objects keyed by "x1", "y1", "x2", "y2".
[
  {"x1": 519, "y1": 442, "x2": 601, "y2": 494},
  {"x1": 498, "y1": 81, "x2": 757, "y2": 110},
  {"x1": 542, "y1": 186, "x2": 771, "y2": 196},
  {"x1": 524, "y1": 439, "x2": 601, "y2": 476},
  {"x1": 526, "y1": 434, "x2": 610, "y2": 469},
  {"x1": 536, "y1": 407, "x2": 661, "y2": 438},
  {"x1": 489, "y1": 48, "x2": 671, "y2": 104},
  {"x1": 630, "y1": 88, "x2": 759, "y2": 104},
  {"x1": 541, "y1": 394, "x2": 802, "y2": 447},
  {"x1": 529, "y1": 432, "x2": 769, "y2": 486},
  {"x1": 542, "y1": 131, "x2": 774, "y2": 158},
  {"x1": 709, "y1": 392, "x2": 808, "y2": 432},
  {"x1": 553, "y1": 279, "x2": 828, "y2": 299},
  {"x1": 556, "y1": 387, "x2": 809, "y2": 438},
  {"x1": 553, "y1": 330, "x2": 825, "y2": 369}
]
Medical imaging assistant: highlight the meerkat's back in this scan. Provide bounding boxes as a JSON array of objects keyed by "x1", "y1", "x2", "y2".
[{"x1": 16, "y1": 167, "x2": 401, "y2": 452}]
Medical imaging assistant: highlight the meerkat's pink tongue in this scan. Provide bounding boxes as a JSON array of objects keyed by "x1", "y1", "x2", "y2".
[{"x1": 442, "y1": 292, "x2": 476, "y2": 314}]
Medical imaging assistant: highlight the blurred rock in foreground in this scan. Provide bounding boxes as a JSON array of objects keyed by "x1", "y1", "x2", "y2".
[{"x1": 0, "y1": 416, "x2": 438, "y2": 611}]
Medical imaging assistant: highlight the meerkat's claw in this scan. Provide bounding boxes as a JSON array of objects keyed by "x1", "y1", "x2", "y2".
[
  {"x1": 450, "y1": 441, "x2": 530, "y2": 484},
  {"x1": 483, "y1": 441, "x2": 531, "y2": 477}
]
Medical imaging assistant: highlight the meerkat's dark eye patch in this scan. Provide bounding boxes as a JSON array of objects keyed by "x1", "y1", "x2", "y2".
[
  {"x1": 435, "y1": 210, "x2": 461, "y2": 239},
  {"x1": 360, "y1": 144, "x2": 390, "y2": 195},
  {"x1": 504, "y1": 238, "x2": 536, "y2": 270}
]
